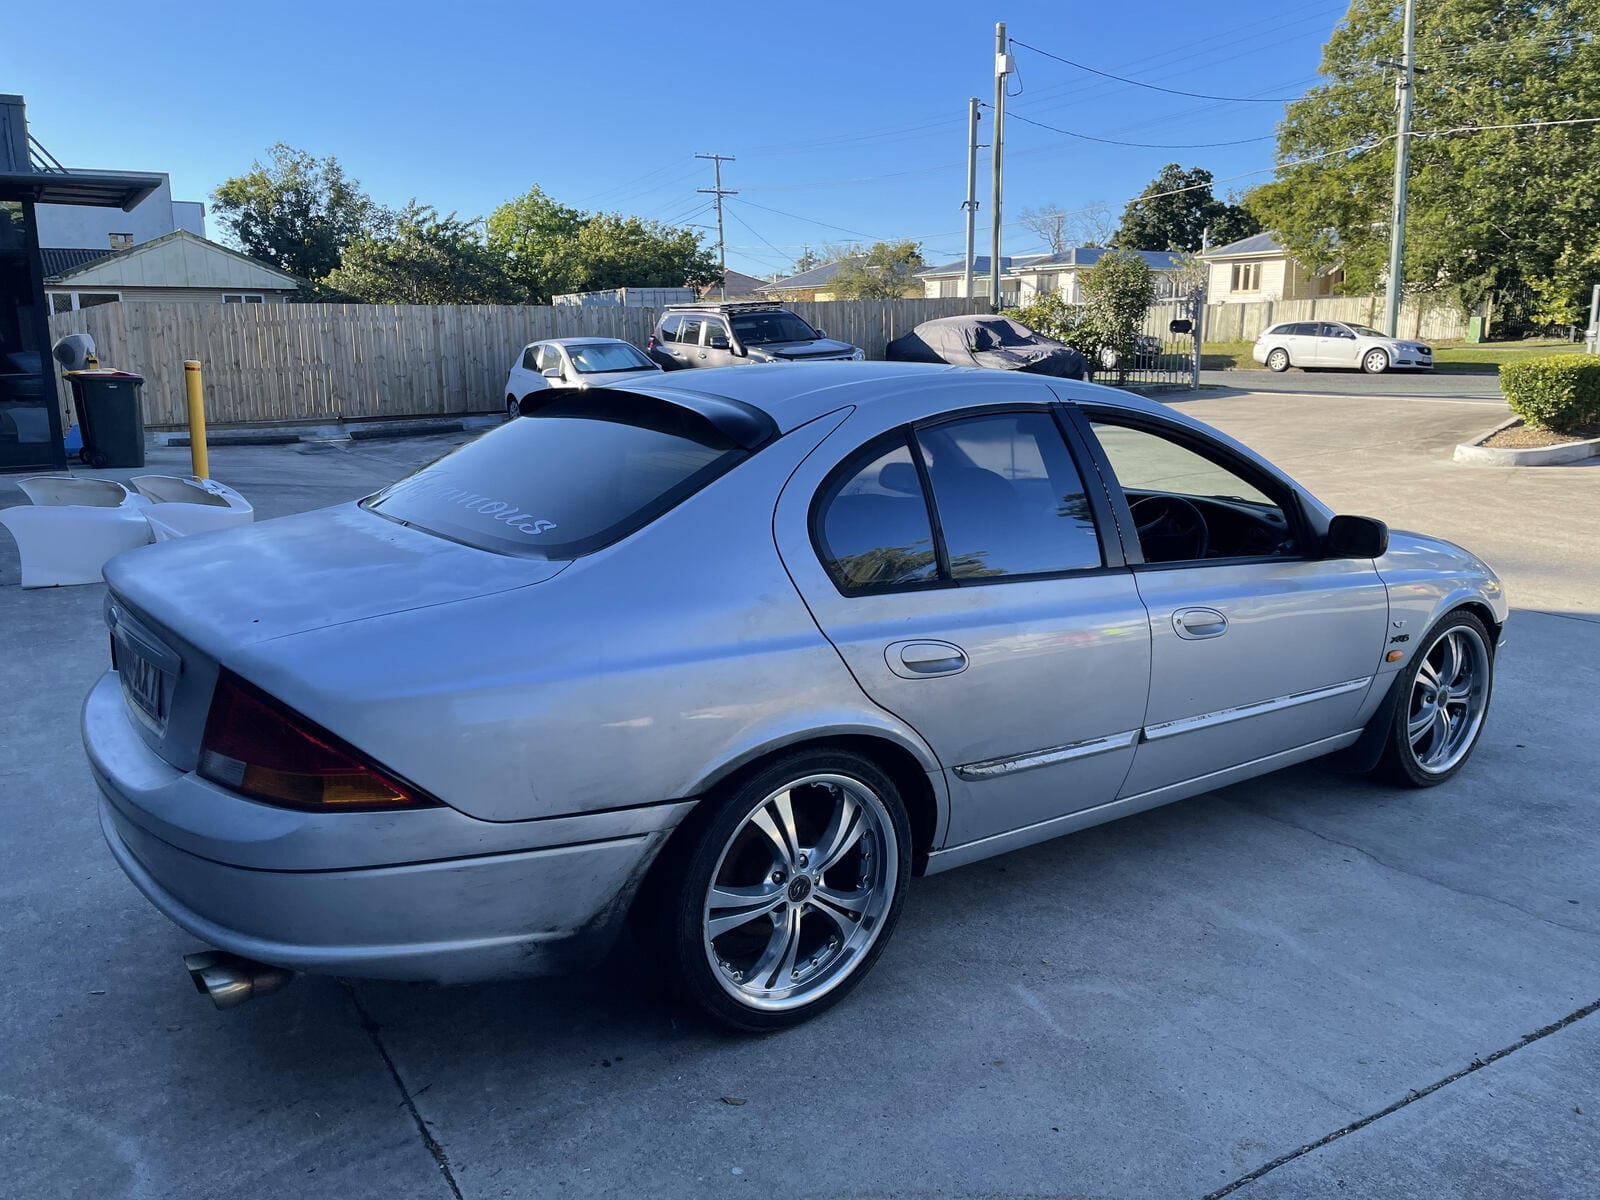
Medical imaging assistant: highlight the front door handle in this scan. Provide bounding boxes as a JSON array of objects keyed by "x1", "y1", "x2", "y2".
[
  {"x1": 1172, "y1": 607, "x2": 1228, "y2": 640},
  {"x1": 887, "y1": 640, "x2": 968, "y2": 679}
]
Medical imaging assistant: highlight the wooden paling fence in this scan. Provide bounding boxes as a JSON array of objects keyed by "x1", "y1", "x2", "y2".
[
  {"x1": 1202, "y1": 295, "x2": 1469, "y2": 343},
  {"x1": 48, "y1": 298, "x2": 988, "y2": 428}
]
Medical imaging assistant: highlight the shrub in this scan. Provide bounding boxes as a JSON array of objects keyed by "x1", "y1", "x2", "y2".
[{"x1": 1499, "y1": 355, "x2": 1600, "y2": 432}]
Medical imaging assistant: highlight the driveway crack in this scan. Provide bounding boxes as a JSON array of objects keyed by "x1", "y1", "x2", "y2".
[
  {"x1": 344, "y1": 983, "x2": 464, "y2": 1199},
  {"x1": 1202, "y1": 997, "x2": 1600, "y2": 1198},
  {"x1": 1239, "y1": 805, "x2": 1598, "y2": 940}
]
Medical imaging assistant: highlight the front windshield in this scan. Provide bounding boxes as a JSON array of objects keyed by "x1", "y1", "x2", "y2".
[
  {"x1": 1346, "y1": 324, "x2": 1388, "y2": 338},
  {"x1": 567, "y1": 342, "x2": 654, "y2": 373},
  {"x1": 730, "y1": 311, "x2": 820, "y2": 345}
]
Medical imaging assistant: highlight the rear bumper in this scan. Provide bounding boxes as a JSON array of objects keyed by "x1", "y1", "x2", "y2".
[{"x1": 84, "y1": 671, "x2": 687, "y2": 983}]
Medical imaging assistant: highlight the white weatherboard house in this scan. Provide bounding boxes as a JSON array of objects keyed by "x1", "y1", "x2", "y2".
[
  {"x1": 917, "y1": 248, "x2": 1188, "y2": 304},
  {"x1": 44, "y1": 229, "x2": 300, "y2": 312},
  {"x1": 1201, "y1": 231, "x2": 1344, "y2": 303}
]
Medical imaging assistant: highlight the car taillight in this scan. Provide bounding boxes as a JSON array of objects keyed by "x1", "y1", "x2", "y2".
[
  {"x1": 646, "y1": 335, "x2": 657, "y2": 350},
  {"x1": 198, "y1": 672, "x2": 441, "y2": 812}
]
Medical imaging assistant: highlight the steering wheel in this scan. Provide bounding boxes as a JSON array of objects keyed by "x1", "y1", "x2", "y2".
[{"x1": 1129, "y1": 495, "x2": 1209, "y2": 561}]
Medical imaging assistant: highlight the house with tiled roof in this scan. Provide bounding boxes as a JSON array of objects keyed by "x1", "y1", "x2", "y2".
[
  {"x1": 916, "y1": 248, "x2": 1187, "y2": 305},
  {"x1": 43, "y1": 229, "x2": 300, "y2": 312},
  {"x1": 1200, "y1": 231, "x2": 1344, "y2": 303}
]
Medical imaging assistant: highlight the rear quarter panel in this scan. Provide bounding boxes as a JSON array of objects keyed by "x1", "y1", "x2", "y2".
[{"x1": 234, "y1": 406, "x2": 948, "y2": 828}]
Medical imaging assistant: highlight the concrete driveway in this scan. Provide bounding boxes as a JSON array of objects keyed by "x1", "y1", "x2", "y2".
[{"x1": 3, "y1": 394, "x2": 1596, "y2": 1200}]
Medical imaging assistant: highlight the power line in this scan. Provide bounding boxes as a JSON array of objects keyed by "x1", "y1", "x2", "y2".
[
  {"x1": 723, "y1": 204, "x2": 793, "y2": 266},
  {"x1": 728, "y1": 197, "x2": 880, "y2": 242},
  {"x1": 997, "y1": 105, "x2": 1278, "y2": 149},
  {"x1": 1009, "y1": 36, "x2": 1308, "y2": 103}
]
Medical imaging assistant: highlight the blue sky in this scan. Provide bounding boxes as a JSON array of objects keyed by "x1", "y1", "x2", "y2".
[{"x1": 3, "y1": 0, "x2": 1344, "y2": 277}]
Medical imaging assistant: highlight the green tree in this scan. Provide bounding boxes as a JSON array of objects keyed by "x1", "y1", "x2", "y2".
[
  {"x1": 1006, "y1": 251, "x2": 1156, "y2": 379},
  {"x1": 486, "y1": 185, "x2": 585, "y2": 300},
  {"x1": 487, "y1": 186, "x2": 719, "y2": 300},
  {"x1": 826, "y1": 240, "x2": 925, "y2": 299},
  {"x1": 566, "y1": 213, "x2": 721, "y2": 294},
  {"x1": 212, "y1": 143, "x2": 383, "y2": 281},
  {"x1": 324, "y1": 204, "x2": 512, "y2": 304},
  {"x1": 1249, "y1": 0, "x2": 1600, "y2": 332},
  {"x1": 1079, "y1": 250, "x2": 1157, "y2": 377},
  {"x1": 1112, "y1": 163, "x2": 1260, "y2": 252}
]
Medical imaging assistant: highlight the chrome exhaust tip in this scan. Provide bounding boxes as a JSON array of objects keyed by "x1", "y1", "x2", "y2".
[{"x1": 182, "y1": 950, "x2": 297, "y2": 1010}]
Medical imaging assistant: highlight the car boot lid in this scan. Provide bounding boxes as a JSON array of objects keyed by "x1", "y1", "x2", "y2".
[{"x1": 104, "y1": 503, "x2": 568, "y2": 652}]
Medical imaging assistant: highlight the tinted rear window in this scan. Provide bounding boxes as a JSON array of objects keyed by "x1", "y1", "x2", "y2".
[{"x1": 365, "y1": 393, "x2": 752, "y2": 558}]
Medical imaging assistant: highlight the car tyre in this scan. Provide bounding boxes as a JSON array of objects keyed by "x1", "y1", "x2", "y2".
[
  {"x1": 649, "y1": 748, "x2": 911, "y2": 1032},
  {"x1": 1266, "y1": 348, "x2": 1290, "y2": 372},
  {"x1": 1374, "y1": 609, "x2": 1494, "y2": 787},
  {"x1": 506, "y1": 395, "x2": 520, "y2": 421},
  {"x1": 1362, "y1": 348, "x2": 1390, "y2": 374}
]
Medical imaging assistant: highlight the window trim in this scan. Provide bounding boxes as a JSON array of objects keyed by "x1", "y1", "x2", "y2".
[
  {"x1": 222, "y1": 292, "x2": 266, "y2": 303},
  {"x1": 808, "y1": 402, "x2": 1127, "y2": 598},
  {"x1": 48, "y1": 289, "x2": 122, "y2": 312},
  {"x1": 1064, "y1": 405, "x2": 1318, "y2": 571}
]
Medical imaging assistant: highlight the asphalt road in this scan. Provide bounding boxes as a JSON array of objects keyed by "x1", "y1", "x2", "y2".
[
  {"x1": 1200, "y1": 366, "x2": 1507, "y2": 402},
  {"x1": 3, "y1": 387, "x2": 1596, "y2": 1200}
]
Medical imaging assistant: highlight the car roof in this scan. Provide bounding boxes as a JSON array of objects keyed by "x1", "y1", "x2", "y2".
[
  {"x1": 528, "y1": 337, "x2": 640, "y2": 349},
  {"x1": 607, "y1": 361, "x2": 1176, "y2": 434}
]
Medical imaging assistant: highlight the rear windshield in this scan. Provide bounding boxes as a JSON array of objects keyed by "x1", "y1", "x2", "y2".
[{"x1": 364, "y1": 393, "x2": 751, "y2": 558}]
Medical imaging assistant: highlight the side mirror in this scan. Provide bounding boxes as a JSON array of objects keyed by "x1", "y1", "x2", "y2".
[
  {"x1": 707, "y1": 335, "x2": 730, "y2": 350},
  {"x1": 1327, "y1": 514, "x2": 1389, "y2": 558},
  {"x1": 540, "y1": 366, "x2": 562, "y2": 380}
]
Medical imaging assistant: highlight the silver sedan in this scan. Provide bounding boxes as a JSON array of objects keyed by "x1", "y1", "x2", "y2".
[{"x1": 85, "y1": 364, "x2": 1505, "y2": 1031}]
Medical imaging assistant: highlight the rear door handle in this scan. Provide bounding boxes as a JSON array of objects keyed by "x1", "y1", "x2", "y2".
[
  {"x1": 1172, "y1": 607, "x2": 1228, "y2": 640},
  {"x1": 887, "y1": 640, "x2": 968, "y2": 678}
]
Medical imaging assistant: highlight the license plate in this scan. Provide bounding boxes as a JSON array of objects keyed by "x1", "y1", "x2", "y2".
[{"x1": 119, "y1": 638, "x2": 170, "y2": 728}]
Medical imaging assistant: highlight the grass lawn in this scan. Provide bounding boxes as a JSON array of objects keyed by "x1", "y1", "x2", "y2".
[{"x1": 1202, "y1": 336, "x2": 1582, "y2": 374}]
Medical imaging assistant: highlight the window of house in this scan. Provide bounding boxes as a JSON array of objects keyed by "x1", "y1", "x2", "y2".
[
  {"x1": 938, "y1": 278, "x2": 960, "y2": 299},
  {"x1": 49, "y1": 291, "x2": 121, "y2": 312},
  {"x1": 108, "y1": 233, "x2": 134, "y2": 250},
  {"x1": 223, "y1": 293, "x2": 265, "y2": 303},
  {"x1": 1034, "y1": 272, "x2": 1060, "y2": 294},
  {"x1": 1230, "y1": 262, "x2": 1262, "y2": 293}
]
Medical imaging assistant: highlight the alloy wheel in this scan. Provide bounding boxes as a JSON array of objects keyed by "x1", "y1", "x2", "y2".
[
  {"x1": 1406, "y1": 624, "x2": 1491, "y2": 774},
  {"x1": 702, "y1": 774, "x2": 898, "y2": 1012}
]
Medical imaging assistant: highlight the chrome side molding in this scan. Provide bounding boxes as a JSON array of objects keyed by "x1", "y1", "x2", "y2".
[
  {"x1": 1142, "y1": 676, "x2": 1372, "y2": 742},
  {"x1": 955, "y1": 729, "x2": 1139, "y2": 780}
]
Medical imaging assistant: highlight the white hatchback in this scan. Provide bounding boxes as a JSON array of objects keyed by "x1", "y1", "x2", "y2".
[
  {"x1": 1253, "y1": 321, "x2": 1433, "y2": 374},
  {"x1": 504, "y1": 338, "x2": 663, "y2": 417}
]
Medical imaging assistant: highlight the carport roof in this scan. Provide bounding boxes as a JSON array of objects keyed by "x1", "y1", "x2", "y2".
[{"x1": 0, "y1": 167, "x2": 163, "y2": 210}]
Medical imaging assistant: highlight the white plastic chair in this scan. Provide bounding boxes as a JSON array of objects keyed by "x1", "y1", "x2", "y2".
[
  {"x1": 0, "y1": 477, "x2": 153, "y2": 588},
  {"x1": 131, "y1": 475, "x2": 254, "y2": 542}
]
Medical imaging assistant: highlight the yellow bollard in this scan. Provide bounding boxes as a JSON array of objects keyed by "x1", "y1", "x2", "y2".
[{"x1": 184, "y1": 360, "x2": 209, "y2": 480}]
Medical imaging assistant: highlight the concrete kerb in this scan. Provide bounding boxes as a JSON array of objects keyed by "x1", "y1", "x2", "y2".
[
  {"x1": 154, "y1": 414, "x2": 501, "y2": 449},
  {"x1": 1453, "y1": 416, "x2": 1600, "y2": 466}
]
